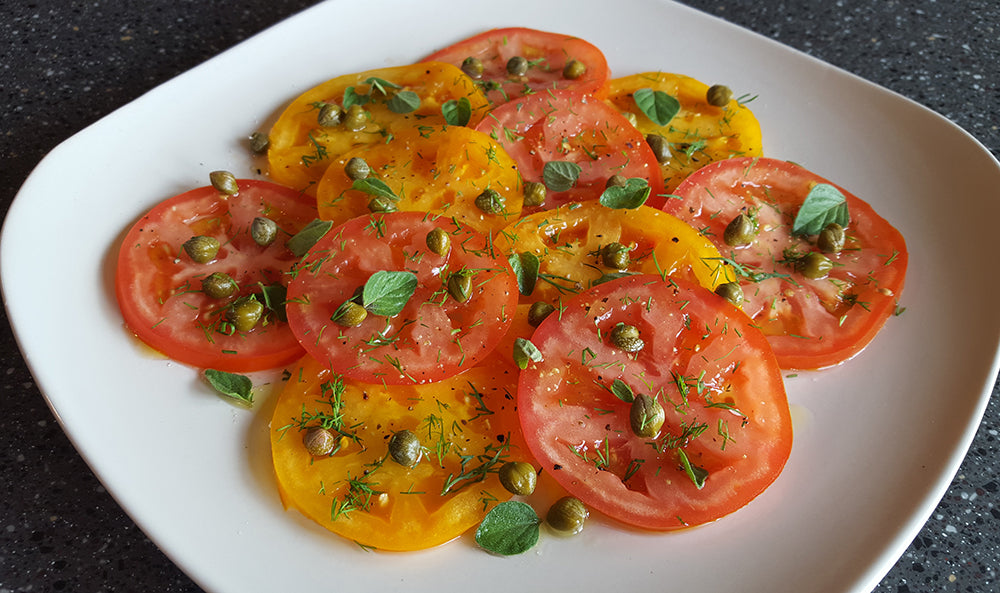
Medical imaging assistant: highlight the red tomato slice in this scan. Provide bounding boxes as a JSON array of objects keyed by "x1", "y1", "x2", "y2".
[
  {"x1": 116, "y1": 180, "x2": 317, "y2": 372},
  {"x1": 667, "y1": 157, "x2": 908, "y2": 369},
  {"x1": 518, "y1": 274, "x2": 792, "y2": 530},
  {"x1": 421, "y1": 27, "x2": 610, "y2": 105},
  {"x1": 285, "y1": 211, "x2": 518, "y2": 384},
  {"x1": 476, "y1": 89, "x2": 665, "y2": 210}
]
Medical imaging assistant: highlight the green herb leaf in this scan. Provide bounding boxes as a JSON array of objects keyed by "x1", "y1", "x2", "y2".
[
  {"x1": 791, "y1": 183, "x2": 850, "y2": 236},
  {"x1": 508, "y1": 251, "x2": 540, "y2": 296},
  {"x1": 442, "y1": 97, "x2": 472, "y2": 126},
  {"x1": 599, "y1": 177, "x2": 651, "y2": 209},
  {"x1": 633, "y1": 87, "x2": 680, "y2": 126},
  {"x1": 591, "y1": 271, "x2": 637, "y2": 287},
  {"x1": 286, "y1": 219, "x2": 334, "y2": 257},
  {"x1": 342, "y1": 87, "x2": 370, "y2": 109},
  {"x1": 513, "y1": 337, "x2": 543, "y2": 370},
  {"x1": 362, "y1": 270, "x2": 418, "y2": 316},
  {"x1": 257, "y1": 283, "x2": 287, "y2": 322},
  {"x1": 352, "y1": 178, "x2": 400, "y2": 202},
  {"x1": 204, "y1": 369, "x2": 254, "y2": 405},
  {"x1": 475, "y1": 501, "x2": 540, "y2": 556},
  {"x1": 611, "y1": 379, "x2": 635, "y2": 403},
  {"x1": 677, "y1": 448, "x2": 708, "y2": 489},
  {"x1": 363, "y1": 76, "x2": 402, "y2": 96},
  {"x1": 386, "y1": 90, "x2": 421, "y2": 114},
  {"x1": 542, "y1": 161, "x2": 582, "y2": 192}
]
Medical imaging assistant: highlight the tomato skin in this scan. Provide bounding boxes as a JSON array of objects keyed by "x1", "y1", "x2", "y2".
[
  {"x1": 517, "y1": 275, "x2": 792, "y2": 530},
  {"x1": 668, "y1": 157, "x2": 908, "y2": 369},
  {"x1": 421, "y1": 27, "x2": 610, "y2": 105},
  {"x1": 115, "y1": 180, "x2": 317, "y2": 372}
]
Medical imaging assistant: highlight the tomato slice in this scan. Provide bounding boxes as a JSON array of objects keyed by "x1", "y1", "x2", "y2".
[
  {"x1": 517, "y1": 274, "x2": 792, "y2": 530},
  {"x1": 668, "y1": 157, "x2": 908, "y2": 369},
  {"x1": 115, "y1": 180, "x2": 317, "y2": 372},
  {"x1": 315, "y1": 126, "x2": 523, "y2": 234},
  {"x1": 605, "y1": 72, "x2": 763, "y2": 192},
  {"x1": 267, "y1": 62, "x2": 491, "y2": 195},
  {"x1": 271, "y1": 352, "x2": 527, "y2": 551},
  {"x1": 475, "y1": 89, "x2": 665, "y2": 210},
  {"x1": 285, "y1": 211, "x2": 518, "y2": 384},
  {"x1": 421, "y1": 27, "x2": 610, "y2": 105}
]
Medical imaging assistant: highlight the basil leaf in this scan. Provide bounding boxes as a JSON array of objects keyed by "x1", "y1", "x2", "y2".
[
  {"x1": 362, "y1": 270, "x2": 418, "y2": 317},
  {"x1": 475, "y1": 501, "x2": 540, "y2": 556},
  {"x1": 633, "y1": 87, "x2": 680, "y2": 126},
  {"x1": 542, "y1": 161, "x2": 582, "y2": 192},
  {"x1": 257, "y1": 283, "x2": 287, "y2": 322},
  {"x1": 204, "y1": 369, "x2": 254, "y2": 405},
  {"x1": 363, "y1": 76, "x2": 402, "y2": 96},
  {"x1": 599, "y1": 177, "x2": 651, "y2": 209},
  {"x1": 513, "y1": 337, "x2": 543, "y2": 370},
  {"x1": 678, "y1": 448, "x2": 708, "y2": 489},
  {"x1": 342, "y1": 86, "x2": 369, "y2": 109},
  {"x1": 286, "y1": 219, "x2": 334, "y2": 257},
  {"x1": 442, "y1": 97, "x2": 472, "y2": 126},
  {"x1": 386, "y1": 90, "x2": 421, "y2": 114},
  {"x1": 611, "y1": 379, "x2": 635, "y2": 403},
  {"x1": 791, "y1": 183, "x2": 850, "y2": 236},
  {"x1": 508, "y1": 252, "x2": 540, "y2": 296},
  {"x1": 351, "y1": 178, "x2": 400, "y2": 202}
]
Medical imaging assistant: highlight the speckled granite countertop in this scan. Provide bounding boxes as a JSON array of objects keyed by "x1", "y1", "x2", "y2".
[{"x1": 2, "y1": 1, "x2": 998, "y2": 591}]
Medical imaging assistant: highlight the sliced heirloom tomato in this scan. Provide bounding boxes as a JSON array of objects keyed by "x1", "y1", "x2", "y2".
[
  {"x1": 476, "y1": 89, "x2": 665, "y2": 210},
  {"x1": 316, "y1": 126, "x2": 523, "y2": 234},
  {"x1": 271, "y1": 352, "x2": 528, "y2": 551},
  {"x1": 421, "y1": 27, "x2": 610, "y2": 105},
  {"x1": 116, "y1": 179, "x2": 317, "y2": 372},
  {"x1": 668, "y1": 157, "x2": 908, "y2": 369},
  {"x1": 605, "y1": 73, "x2": 763, "y2": 192},
  {"x1": 518, "y1": 274, "x2": 792, "y2": 530},
  {"x1": 285, "y1": 211, "x2": 518, "y2": 384},
  {"x1": 267, "y1": 62, "x2": 490, "y2": 195}
]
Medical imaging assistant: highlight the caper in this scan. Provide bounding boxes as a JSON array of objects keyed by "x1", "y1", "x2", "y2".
[
  {"x1": 447, "y1": 272, "x2": 473, "y2": 303},
  {"x1": 251, "y1": 216, "x2": 278, "y2": 247},
  {"x1": 714, "y1": 282, "x2": 744, "y2": 307},
  {"x1": 332, "y1": 300, "x2": 368, "y2": 327},
  {"x1": 610, "y1": 323, "x2": 644, "y2": 353},
  {"x1": 706, "y1": 84, "x2": 733, "y2": 107},
  {"x1": 475, "y1": 188, "x2": 505, "y2": 215},
  {"x1": 605, "y1": 174, "x2": 628, "y2": 189},
  {"x1": 225, "y1": 296, "x2": 264, "y2": 333},
  {"x1": 645, "y1": 133, "x2": 671, "y2": 164},
  {"x1": 799, "y1": 251, "x2": 833, "y2": 279},
  {"x1": 302, "y1": 427, "x2": 336, "y2": 457},
  {"x1": 527, "y1": 301, "x2": 556, "y2": 327},
  {"x1": 817, "y1": 222, "x2": 845, "y2": 254},
  {"x1": 723, "y1": 213, "x2": 757, "y2": 247},
  {"x1": 425, "y1": 227, "x2": 451, "y2": 256},
  {"x1": 210, "y1": 170, "x2": 239, "y2": 195},
  {"x1": 629, "y1": 394, "x2": 665, "y2": 438},
  {"x1": 498, "y1": 461, "x2": 537, "y2": 496},
  {"x1": 600, "y1": 242, "x2": 630, "y2": 270},
  {"x1": 522, "y1": 181, "x2": 546, "y2": 207},
  {"x1": 317, "y1": 102, "x2": 343, "y2": 127},
  {"x1": 201, "y1": 272, "x2": 237, "y2": 299},
  {"x1": 182, "y1": 235, "x2": 220, "y2": 263},
  {"x1": 461, "y1": 56, "x2": 484, "y2": 79},
  {"x1": 506, "y1": 55, "x2": 528, "y2": 76},
  {"x1": 547, "y1": 496, "x2": 588, "y2": 534},
  {"x1": 368, "y1": 196, "x2": 398, "y2": 213},
  {"x1": 562, "y1": 59, "x2": 586, "y2": 80},
  {"x1": 344, "y1": 104, "x2": 369, "y2": 132},
  {"x1": 388, "y1": 429, "x2": 422, "y2": 468},
  {"x1": 248, "y1": 132, "x2": 270, "y2": 154},
  {"x1": 344, "y1": 157, "x2": 370, "y2": 180}
]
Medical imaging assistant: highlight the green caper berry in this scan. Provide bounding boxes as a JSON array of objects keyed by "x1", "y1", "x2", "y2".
[
  {"x1": 248, "y1": 132, "x2": 270, "y2": 154},
  {"x1": 522, "y1": 181, "x2": 546, "y2": 207},
  {"x1": 201, "y1": 272, "x2": 237, "y2": 299},
  {"x1": 610, "y1": 323, "x2": 644, "y2": 353},
  {"x1": 344, "y1": 104, "x2": 368, "y2": 132},
  {"x1": 250, "y1": 216, "x2": 278, "y2": 247},
  {"x1": 601, "y1": 242, "x2": 631, "y2": 270},
  {"x1": 333, "y1": 300, "x2": 368, "y2": 327},
  {"x1": 645, "y1": 134, "x2": 671, "y2": 164},
  {"x1": 629, "y1": 394, "x2": 665, "y2": 438},
  {"x1": 447, "y1": 272, "x2": 473, "y2": 303},
  {"x1": 498, "y1": 461, "x2": 537, "y2": 496},
  {"x1": 547, "y1": 496, "x2": 588, "y2": 534},
  {"x1": 799, "y1": 251, "x2": 833, "y2": 279},
  {"x1": 622, "y1": 111, "x2": 639, "y2": 127},
  {"x1": 210, "y1": 170, "x2": 239, "y2": 195},
  {"x1": 317, "y1": 102, "x2": 343, "y2": 127},
  {"x1": 368, "y1": 196, "x2": 398, "y2": 213},
  {"x1": 461, "y1": 56, "x2": 484, "y2": 79},
  {"x1": 226, "y1": 296, "x2": 264, "y2": 333},
  {"x1": 605, "y1": 174, "x2": 628, "y2": 189},
  {"x1": 817, "y1": 222, "x2": 846, "y2": 254},
  {"x1": 425, "y1": 227, "x2": 451, "y2": 256},
  {"x1": 706, "y1": 84, "x2": 733, "y2": 107},
  {"x1": 527, "y1": 301, "x2": 556, "y2": 327},
  {"x1": 723, "y1": 213, "x2": 757, "y2": 247},
  {"x1": 714, "y1": 282, "x2": 744, "y2": 307},
  {"x1": 302, "y1": 427, "x2": 336, "y2": 457},
  {"x1": 344, "y1": 157, "x2": 370, "y2": 180},
  {"x1": 182, "y1": 235, "x2": 220, "y2": 263},
  {"x1": 562, "y1": 59, "x2": 586, "y2": 80},
  {"x1": 475, "y1": 188, "x2": 505, "y2": 215},
  {"x1": 506, "y1": 55, "x2": 528, "y2": 76},
  {"x1": 388, "y1": 429, "x2": 422, "y2": 468}
]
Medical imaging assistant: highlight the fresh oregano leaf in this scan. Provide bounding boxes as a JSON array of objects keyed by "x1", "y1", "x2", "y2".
[
  {"x1": 611, "y1": 378, "x2": 635, "y2": 403},
  {"x1": 599, "y1": 177, "x2": 651, "y2": 209},
  {"x1": 286, "y1": 219, "x2": 334, "y2": 257},
  {"x1": 204, "y1": 369, "x2": 254, "y2": 405},
  {"x1": 591, "y1": 271, "x2": 637, "y2": 287},
  {"x1": 257, "y1": 283, "x2": 288, "y2": 322},
  {"x1": 678, "y1": 448, "x2": 709, "y2": 489},
  {"x1": 342, "y1": 86, "x2": 370, "y2": 109},
  {"x1": 791, "y1": 183, "x2": 850, "y2": 236},
  {"x1": 363, "y1": 76, "x2": 402, "y2": 96},
  {"x1": 386, "y1": 90, "x2": 421, "y2": 114},
  {"x1": 633, "y1": 87, "x2": 680, "y2": 126},
  {"x1": 513, "y1": 337, "x2": 543, "y2": 370},
  {"x1": 508, "y1": 251, "x2": 540, "y2": 296},
  {"x1": 475, "y1": 501, "x2": 540, "y2": 556},
  {"x1": 442, "y1": 97, "x2": 472, "y2": 126},
  {"x1": 351, "y1": 178, "x2": 400, "y2": 202},
  {"x1": 362, "y1": 270, "x2": 418, "y2": 317},
  {"x1": 542, "y1": 161, "x2": 582, "y2": 192}
]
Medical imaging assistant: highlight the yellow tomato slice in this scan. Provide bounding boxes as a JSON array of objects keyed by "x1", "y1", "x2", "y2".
[
  {"x1": 267, "y1": 62, "x2": 491, "y2": 195},
  {"x1": 605, "y1": 73, "x2": 763, "y2": 192}
]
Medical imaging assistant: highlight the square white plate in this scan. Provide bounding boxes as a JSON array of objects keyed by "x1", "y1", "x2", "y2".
[{"x1": 4, "y1": 0, "x2": 1000, "y2": 591}]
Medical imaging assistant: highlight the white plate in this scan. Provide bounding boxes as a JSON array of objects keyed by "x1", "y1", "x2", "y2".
[{"x1": 3, "y1": 0, "x2": 999, "y2": 591}]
